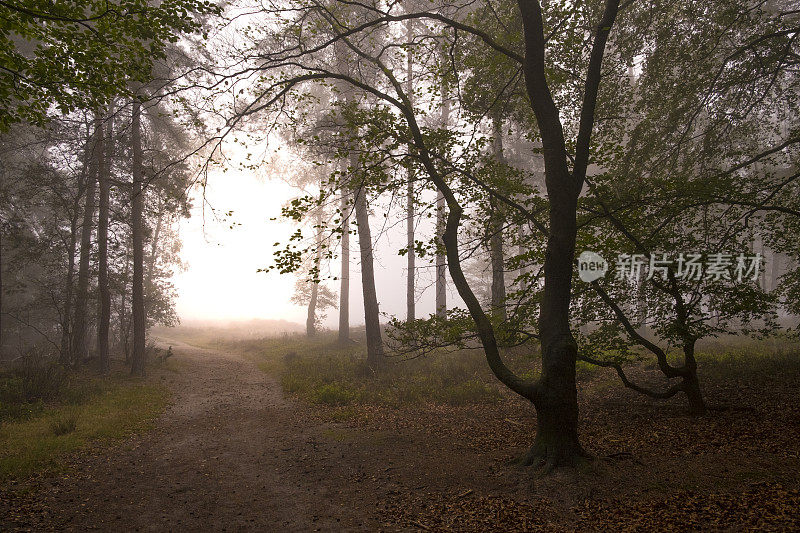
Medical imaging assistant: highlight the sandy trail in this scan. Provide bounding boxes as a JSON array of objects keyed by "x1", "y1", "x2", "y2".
[{"x1": 6, "y1": 339, "x2": 383, "y2": 531}]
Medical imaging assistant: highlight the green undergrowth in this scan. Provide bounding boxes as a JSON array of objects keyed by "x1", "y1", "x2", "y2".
[
  {"x1": 695, "y1": 346, "x2": 800, "y2": 381},
  {"x1": 206, "y1": 332, "x2": 507, "y2": 407},
  {"x1": 0, "y1": 365, "x2": 169, "y2": 481}
]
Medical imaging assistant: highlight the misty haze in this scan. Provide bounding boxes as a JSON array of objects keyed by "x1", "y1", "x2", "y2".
[{"x1": 2, "y1": 0, "x2": 800, "y2": 531}]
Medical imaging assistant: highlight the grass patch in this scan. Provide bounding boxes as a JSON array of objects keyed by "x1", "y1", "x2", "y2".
[
  {"x1": 202, "y1": 332, "x2": 506, "y2": 407},
  {"x1": 49, "y1": 409, "x2": 78, "y2": 436},
  {"x1": 281, "y1": 341, "x2": 504, "y2": 407},
  {"x1": 0, "y1": 372, "x2": 169, "y2": 482},
  {"x1": 696, "y1": 347, "x2": 800, "y2": 382}
]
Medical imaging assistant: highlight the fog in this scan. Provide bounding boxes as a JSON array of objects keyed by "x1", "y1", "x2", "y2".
[{"x1": 175, "y1": 164, "x2": 464, "y2": 329}]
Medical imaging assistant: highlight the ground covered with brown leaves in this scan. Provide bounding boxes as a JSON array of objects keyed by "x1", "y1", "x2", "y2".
[
  {"x1": 1, "y1": 339, "x2": 798, "y2": 531},
  {"x1": 306, "y1": 349, "x2": 800, "y2": 531}
]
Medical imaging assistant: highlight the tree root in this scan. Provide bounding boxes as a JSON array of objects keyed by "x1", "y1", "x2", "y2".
[{"x1": 517, "y1": 439, "x2": 592, "y2": 474}]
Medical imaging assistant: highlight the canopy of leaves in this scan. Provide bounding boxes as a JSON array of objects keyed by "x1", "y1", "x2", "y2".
[{"x1": 0, "y1": 0, "x2": 219, "y2": 131}]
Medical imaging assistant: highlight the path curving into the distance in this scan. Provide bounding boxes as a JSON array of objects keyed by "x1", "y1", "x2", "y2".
[{"x1": 4, "y1": 339, "x2": 385, "y2": 531}]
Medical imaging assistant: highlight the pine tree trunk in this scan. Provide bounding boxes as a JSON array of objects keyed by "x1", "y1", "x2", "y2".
[
  {"x1": 352, "y1": 173, "x2": 384, "y2": 369},
  {"x1": 307, "y1": 211, "x2": 323, "y2": 338},
  {"x1": 71, "y1": 122, "x2": 100, "y2": 367},
  {"x1": 118, "y1": 256, "x2": 130, "y2": 361},
  {"x1": 338, "y1": 179, "x2": 350, "y2": 343},
  {"x1": 336, "y1": 40, "x2": 384, "y2": 366},
  {"x1": 306, "y1": 283, "x2": 319, "y2": 337},
  {"x1": 130, "y1": 98, "x2": 147, "y2": 377},
  {"x1": 96, "y1": 113, "x2": 111, "y2": 373},
  {"x1": 60, "y1": 171, "x2": 85, "y2": 365},
  {"x1": 489, "y1": 114, "x2": 506, "y2": 322},
  {"x1": 147, "y1": 202, "x2": 164, "y2": 287},
  {"x1": 334, "y1": 42, "x2": 355, "y2": 344},
  {"x1": 405, "y1": 16, "x2": 415, "y2": 323},
  {"x1": 435, "y1": 192, "x2": 447, "y2": 318},
  {"x1": 435, "y1": 42, "x2": 449, "y2": 319}
]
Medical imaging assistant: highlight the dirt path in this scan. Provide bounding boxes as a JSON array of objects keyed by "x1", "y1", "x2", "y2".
[
  {"x1": 4, "y1": 340, "x2": 388, "y2": 531},
  {"x1": 5, "y1": 340, "x2": 800, "y2": 530}
]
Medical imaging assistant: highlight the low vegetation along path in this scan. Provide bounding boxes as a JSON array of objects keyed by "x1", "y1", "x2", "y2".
[{"x1": 11, "y1": 340, "x2": 387, "y2": 531}]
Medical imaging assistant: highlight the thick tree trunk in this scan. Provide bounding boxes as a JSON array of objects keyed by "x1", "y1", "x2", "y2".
[
  {"x1": 338, "y1": 180, "x2": 350, "y2": 343},
  {"x1": 71, "y1": 123, "x2": 100, "y2": 367},
  {"x1": 352, "y1": 170, "x2": 385, "y2": 369},
  {"x1": 684, "y1": 372, "x2": 706, "y2": 416},
  {"x1": 405, "y1": 17, "x2": 415, "y2": 323},
  {"x1": 682, "y1": 343, "x2": 706, "y2": 415},
  {"x1": 97, "y1": 113, "x2": 111, "y2": 373},
  {"x1": 514, "y1": 0, "x2": 619, "y2": 467},
  {"x1": 520, "y1": 390, "x2": 584, "y2": 468},
  {"x1": 130, "y1": 98, "x2": 147, "y2": 377}
]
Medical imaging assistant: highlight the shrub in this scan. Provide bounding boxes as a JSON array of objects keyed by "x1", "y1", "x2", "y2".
[{"x1": 0, "y1": 350, "x2": 69, "y2": 423}]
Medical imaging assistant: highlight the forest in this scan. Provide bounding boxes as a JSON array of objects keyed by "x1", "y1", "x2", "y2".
[{"x1": 1, "y1": 0, "x2": 799, "y2": 530}]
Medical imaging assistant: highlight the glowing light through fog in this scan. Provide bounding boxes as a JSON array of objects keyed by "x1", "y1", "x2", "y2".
[{"x1": 173, "y1": 168, "x2": 305, "y2": 323}]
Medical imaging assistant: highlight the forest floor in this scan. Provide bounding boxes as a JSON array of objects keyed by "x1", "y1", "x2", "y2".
[{"x1": 2, "y1": 337, "x2": 799, "y2": 531}]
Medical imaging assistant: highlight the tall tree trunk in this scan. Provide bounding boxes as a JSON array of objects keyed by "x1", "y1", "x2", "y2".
[
  {"x1": 306, "y1": 283, "x2": 319, "y2": 337},
  {"x1": 117, "y1": 254, "x2": 131, "y2": 361},
  {"x1": 516, "y1": 0, "x2": 620, "y2": 467},
  {"x1": 71, "y1": 121, "x2": 100, "y2": 367},
  {"x1": 147, "y1": 200, "x2": 164, "y2": 287},
  {"x1": 97, "y1": 112, "x2": 111, "y2": 373},
  {"x1": 130, "y1": 98, "x2": 146, "y2": 377},
  {"x1": 306, "y1": 210, "x2": 324, "y2": 337},
  {"x1": 435, "y1": 197, "x2": 447, "y2": 318},
  {"x1": 338, "y1": 174, "x2": 350, "y2": 343},
  {"x1": 334, "y1": 42, "x2": 353, "y2": 344},
  {"x1": 682, "y1": 340, "x2": 706, "y2": 415},
  {"x1": 518, "y1": 141, "x2": 544, "y2": 285},
  {"x1": 336, "y1": 39, "x2": 384, "y2": 366},
  {"x1": 435, "y1": 43, "x2": 449, "y2": 319},
  {"x1": 60, "y1": 167, "x2": 87, "y2": 365},
  {"x1": 0, "y1": 237, "x2": 2, "y2": 356},
  {"x1": 405, "y1": 16, "x2": 415, "y2": 323},
  {"x1": 352, "y1": 167, "x2": 385, "y2": 369},
  {"x1": 489, "y1": 114, "x2": 507, "y2": 322}
]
